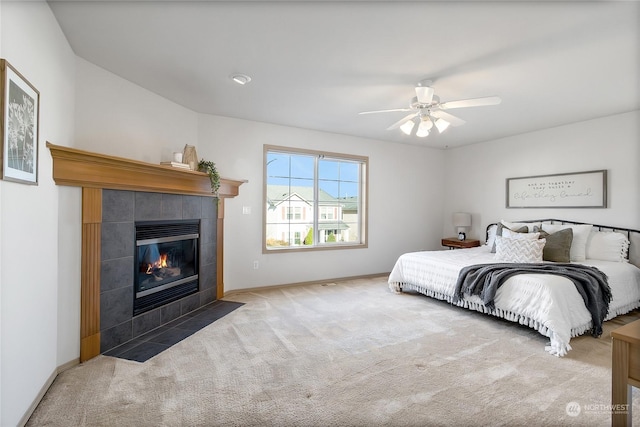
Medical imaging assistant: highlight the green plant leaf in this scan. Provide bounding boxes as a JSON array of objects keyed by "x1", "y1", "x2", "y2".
[{"x1": 198, "y1": 159, "x2": 220, "y2": 194}]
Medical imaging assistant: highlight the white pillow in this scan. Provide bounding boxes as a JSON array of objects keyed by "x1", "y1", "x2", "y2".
[
  {"x1": 494, "y1": 235, "x2": 546, "y2": 263},
  {"x1": 489, "y1": 222, "x2": 536, "y2": 253},
  {"x1": 486, "y1": 224, "x2": 498, "y2": 247},
  {"x1": 541, "y1": 223, "x2": 592, "y2": 262},
  {"x1": 502, "y1": 229, "x2": 540, "y2": 240},
  {"x1": 501, "y1": 220, "x2": 541, "y2": 232},
  {"x1": 586, "y1": 231, "x2": 630, "y2": 262}
]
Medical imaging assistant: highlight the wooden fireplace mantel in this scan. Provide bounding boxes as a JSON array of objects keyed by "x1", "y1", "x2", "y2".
[
  {"x1": 47, "y1": 142, "x2": 246, "y2": 361},
  {"x1": 47, "y1": 142, "x2": 245, "y2": 198}
]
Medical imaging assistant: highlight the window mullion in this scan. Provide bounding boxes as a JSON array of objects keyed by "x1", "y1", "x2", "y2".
[
  {"x1": 357, "y1": 163, "x2": 362, "y2": 242},
  {"x1": 313, "y1": 155, "x2": 319, "y2": 247}
]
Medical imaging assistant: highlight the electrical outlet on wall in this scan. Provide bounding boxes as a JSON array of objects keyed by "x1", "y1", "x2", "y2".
[{"x1": 253, "y1": 261, "x2": 259, "y2": 269}]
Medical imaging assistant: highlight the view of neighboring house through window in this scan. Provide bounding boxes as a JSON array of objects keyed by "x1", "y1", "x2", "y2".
[{"x1": 264, "y1": 145, "x2": 368, "y2": 251}]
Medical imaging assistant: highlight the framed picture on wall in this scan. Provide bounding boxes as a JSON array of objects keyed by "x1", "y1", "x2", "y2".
[
  {"x1": 506, "y1": 170, "x2": 607, "y2": 208},
  {"x1": 1, "y1": 59, "x2": 40, "y2": 185}
]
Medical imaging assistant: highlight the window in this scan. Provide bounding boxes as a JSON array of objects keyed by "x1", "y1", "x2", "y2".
[
  {"x1": 320, "y1": 207, "x2": 334, "y2": 220},
  {"x1": 264, "y1": 145, "x2": 368, "y2": 252},
  {"x1": 286, "y1": 206, "x2": 302, "y2": 220}
]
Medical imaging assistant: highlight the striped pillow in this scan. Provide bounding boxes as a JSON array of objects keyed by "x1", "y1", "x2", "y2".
[{"x1": 494, "y1": 235, "x2": 546, "y2": 263}]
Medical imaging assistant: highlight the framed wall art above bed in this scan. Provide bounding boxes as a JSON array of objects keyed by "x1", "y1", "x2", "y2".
[{"x1": 506, "y1": 170, "x2": 607, "y2": 209}]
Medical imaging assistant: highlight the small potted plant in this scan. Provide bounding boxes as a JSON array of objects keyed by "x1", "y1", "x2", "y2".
[{"x1": 198, "y1": 159, "x2": 220, "y2": 195}]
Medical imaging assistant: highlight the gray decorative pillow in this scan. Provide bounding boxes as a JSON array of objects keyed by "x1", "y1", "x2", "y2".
[
  {"x1": 538, "y1": 228, "x2": 573, "y2": 262},
  {"x1": 491, "y1": 224, "x2": 529, "y2": 253}
]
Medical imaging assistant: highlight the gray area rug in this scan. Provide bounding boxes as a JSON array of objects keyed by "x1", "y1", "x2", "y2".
[{"x1": 28, "y1": 276, "x2": 640, "y2": 426}]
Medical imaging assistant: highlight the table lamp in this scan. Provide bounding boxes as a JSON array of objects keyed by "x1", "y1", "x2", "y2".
[{"x1": 452, "y1": 212, "x2": 471, "y2": 241}]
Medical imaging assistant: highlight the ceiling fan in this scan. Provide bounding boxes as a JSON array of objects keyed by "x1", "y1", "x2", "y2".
[{"x1": 359, "y1": 80, "x2": 501, "y2": 137}]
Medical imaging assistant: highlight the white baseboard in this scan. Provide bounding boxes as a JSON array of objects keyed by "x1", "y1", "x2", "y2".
[
  {"x1": 223, "y1": 272, "x2": 390, "y2": 297},
  {"x1": 18, "y1": 358, "x2": 80, "y2": 427}
]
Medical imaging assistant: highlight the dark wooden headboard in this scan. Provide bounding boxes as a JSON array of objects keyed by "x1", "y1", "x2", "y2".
[{"x1": 486, "y1": 219, "x2": 640, "y2": 268}]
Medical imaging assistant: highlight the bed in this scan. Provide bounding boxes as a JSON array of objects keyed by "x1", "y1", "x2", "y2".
[{"x1": 388, "y1": 219, "x2": 640, "y2": 356}]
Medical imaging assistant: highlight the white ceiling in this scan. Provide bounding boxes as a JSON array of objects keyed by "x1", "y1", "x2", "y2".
[{"x1": 48, "y1": 1, "x2": 639, "y2": 149}]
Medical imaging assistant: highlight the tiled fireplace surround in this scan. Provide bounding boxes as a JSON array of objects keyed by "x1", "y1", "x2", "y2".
[
  {"x1": 47, "y1": 142, "x2": 244, "y2": 362},
  {"x1": 100, "y1": 190, "x2": 217, "y2": 353}
]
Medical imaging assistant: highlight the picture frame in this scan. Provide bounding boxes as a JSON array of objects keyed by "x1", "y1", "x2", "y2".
[
  {"x1": 1, "y1": 59, "x2": 40, "y2": 185},
  {"x1": 506, "y1": 170, "x2": 607, "y2": 208}
]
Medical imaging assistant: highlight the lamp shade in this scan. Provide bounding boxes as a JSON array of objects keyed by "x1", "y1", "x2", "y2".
[
  {"x1": 400, "y1": 120, "x2": 415, "y2": 135},
  {"x1": 416, "y1": 118, "x2": 433, "y2": 137},
  {"x1": 452, "y1": 212, "x2": 471, "y2": 227}
]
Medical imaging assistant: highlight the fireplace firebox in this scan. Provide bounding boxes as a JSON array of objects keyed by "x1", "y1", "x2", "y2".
[{"x1": 134, "y1": 219, "x2": 200, "y2": 315}]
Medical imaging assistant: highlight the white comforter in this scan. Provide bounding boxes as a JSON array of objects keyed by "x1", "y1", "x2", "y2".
[{"x1": 388, "y1": 246, "x2": 640, "y2": 356}]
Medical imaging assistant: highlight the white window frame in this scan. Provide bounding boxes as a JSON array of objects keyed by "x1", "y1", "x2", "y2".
[{"x1": 263, "y1": 145, "x2": 368, "y2": 253}]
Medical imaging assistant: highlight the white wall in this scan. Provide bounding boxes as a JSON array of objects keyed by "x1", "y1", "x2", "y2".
[
  {"x1": 75, "y1": 58, "x2": 199, "y2": 163},
  {"x1": 0, "y1": 1, "x2": 76, "y2": 426},
  {"x1": 442, "y1": 111, "x2": 640, "y2": 241},
  {"x1": 197, "y1": 115, "x2": 445, "y2": 291},
  {"x1": 57, "y1": 186, "x2": 81, "y2": 366},
  {"x1": 72, "y1": 59, "x2": 447, "y2": 292},
  {"x1": 0, "y1": 2, "x2": 634, "y2": 424}
]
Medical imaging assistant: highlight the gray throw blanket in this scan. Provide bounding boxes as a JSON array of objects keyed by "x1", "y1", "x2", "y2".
[{"x1": 453, "y1": 263, "x2": 611, "y2": 337}]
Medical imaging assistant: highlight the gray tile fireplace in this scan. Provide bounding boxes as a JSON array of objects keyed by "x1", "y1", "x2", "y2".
[
  {"x1": 48, "y1": 142, "x2": 245, "y2": 361},
  {"x1": 99, "y1": 189, "x2": 218, "y2": 354}
]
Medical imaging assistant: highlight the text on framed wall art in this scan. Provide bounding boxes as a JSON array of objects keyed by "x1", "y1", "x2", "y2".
[{"x1": 506, "y1": 170, "x2": 607, "y2": 208}]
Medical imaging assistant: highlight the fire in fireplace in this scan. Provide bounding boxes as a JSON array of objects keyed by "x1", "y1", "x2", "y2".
[{"x1": 134, "y1": 219, "x2": 200, "y2": 315}]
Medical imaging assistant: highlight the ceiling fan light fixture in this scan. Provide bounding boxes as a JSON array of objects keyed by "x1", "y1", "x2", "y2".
[
  {"x1": 230, "y1": 73, "x2": 252, "y2": 85},
  {"x1": 399, "y1": 120, "x2": 415, "y2": 135},
  {"x1": 362, "y1": 80, "x2": 499, "y2": 139},
  {"x1": 435, "y1": 118, "x2": 451, "y2": 133},
  {"x1": 416, "y1": 118, "x2": 433, "y2": 138},
  {"x1": 416, "y1": 127, "x2": 429, "y2": 137}
]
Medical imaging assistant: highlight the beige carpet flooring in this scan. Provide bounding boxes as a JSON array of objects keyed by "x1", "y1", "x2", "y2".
[{"x1": 27, "y1": 276, "x2": 640, "y2": 426}]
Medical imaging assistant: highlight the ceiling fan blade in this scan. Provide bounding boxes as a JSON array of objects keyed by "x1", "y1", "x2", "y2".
[
  {"x1": 415, "y1": 86, "x2": 434, "y2": 104},
  {"x1": 386, "y1": 112, "x2": 419, "y2": 130},
  {"x1": 358, "y1": 108, "x2": 413, "y2": 115},
  {"x1": 439, "y1": 96, "x2": 502, "y2": 110},
  {"x1": 430, "y1": 110, "x2": 466, "y2": 127}
]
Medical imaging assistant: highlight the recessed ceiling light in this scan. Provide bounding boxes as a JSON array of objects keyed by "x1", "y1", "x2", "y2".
[{"x1": 230, "y1": 73, "x2": 251, "y2": 85}]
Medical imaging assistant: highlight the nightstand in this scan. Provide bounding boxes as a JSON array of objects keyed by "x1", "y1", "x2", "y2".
[
  {"x1": 441, "y1": 237, "x2": 481, "y2": 249},
  {"x1": 611, "y1": 319, "x2": 640, "y2": 426}
]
